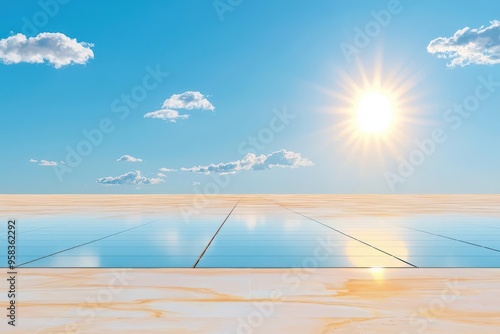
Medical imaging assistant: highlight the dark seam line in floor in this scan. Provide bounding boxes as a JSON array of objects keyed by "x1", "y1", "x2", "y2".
[
  {"x1": 273, "y1": 203, "x2": 418, "y2": 268},
  {"x1": 403, "y1": 226, "x2": 500, "y2": 253},
  {"x1": 16, "y1": 219, "x2": 161, "y2": 268},
  {"x1": 193, "y1": 199, "x2": 241, "y2": 268}
]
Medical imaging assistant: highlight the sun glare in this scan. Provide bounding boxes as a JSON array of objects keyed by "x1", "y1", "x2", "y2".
[
  {"x1": 356, "y1": 92, "x2": 394, "y2": 134},
  {"x1": 317, "y1": 56, "x2": 425, "y2": 166}
]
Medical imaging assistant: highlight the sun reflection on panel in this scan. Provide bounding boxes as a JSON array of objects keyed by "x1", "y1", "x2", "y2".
[{"x1": 344, "y1": 229, "x2": 409, "y2": 269}]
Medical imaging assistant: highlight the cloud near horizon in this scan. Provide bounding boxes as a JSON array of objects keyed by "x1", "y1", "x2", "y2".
[
  {"x1": 0, "y1": 33, "x2": 94, "y2": 68},
  {"x1": 144, "y1": 91, "x2": 214, "y2": 122},
  {"x1": 29, "y1": 159, "x2": 57, "y2": 166},
  {"x1": 96, "y1": 171, "x2": 163, "y2": 186},
  {"x1": 117, "y1": 155, "x2": 143, "y2": 162},
  {"x1": 144, "y1": 109, "x2": 189, "y2": 122},
  {"x1": 181, "y1": 149, "x2": 314, "y2": 175},
  {"x1": 428, "y1": 20, "x2": 500, "y2": 67},
  {"x1": 159, "y1": 167, "x2": 177, "y2": 172}
]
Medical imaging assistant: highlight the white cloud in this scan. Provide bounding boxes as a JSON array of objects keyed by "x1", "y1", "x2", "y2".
[
  {"x1": 181, "y1": 149, "x2": 314, "y2": 175},
  {"x1": 159, "y1": 167, "x2": 177, "y2": 172},
  {"x1": 162, "y1": 91, "x2": 215, "y2": 111},
  {"x1": 144, "y1": 91, "x2": 214, "y2": 123},
  {"x1": 39, "y1": 160, "x2": 57, "y2": 166},
  {"x1": 0, "y1": 33, "x2": 94, "y2": 68},
  {"x1": 192, "y1": 181, "x2": 201, "y2": 186},
  {"x1": 157, "y1": 172, "x2": 167, "y2": 177},
  {"x1": 428, "y1": 21, "x2": 500, "y2": 67},
  {"x1": 29, "y1": 158, "x2": 58, "y2": 166},
  {"x1": 96, "y1": 171, "x2": 163, "y2": 186},
  {"x1": 117, "y1": 155, "x2": 143, "y2": 162},
  {"x1": 144, "y1": 109, "x2": 189, "y2": 122}
]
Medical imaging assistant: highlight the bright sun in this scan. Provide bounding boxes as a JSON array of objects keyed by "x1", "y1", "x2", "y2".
[
  {"x1": 324, "y1": 57, "x2": 423, "y2": 164},
  {"x1": 356, "y1": 92, "x2": 394, "y2": 134}
]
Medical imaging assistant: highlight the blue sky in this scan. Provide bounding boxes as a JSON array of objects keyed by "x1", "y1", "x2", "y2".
[{"x1": 1, "y1": 0, "x2": 500, "y2": 194}]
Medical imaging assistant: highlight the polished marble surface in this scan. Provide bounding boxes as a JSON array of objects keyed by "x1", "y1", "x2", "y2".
[
  {"x1": 1, "y1": 268, "x2": 499, "y2": 333},
  {"x1": 1, "y1": 195, "x2": 500, "y2": 333}
]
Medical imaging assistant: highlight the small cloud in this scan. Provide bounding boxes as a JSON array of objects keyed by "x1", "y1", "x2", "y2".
[
  {"x1": 96, "y1": 170, "x2": 163, "y2": 186},
  {"x1": 117, "y1": 155, "x2": 143, "y2": 162},
  {"x1": 39, "y1": 160, "x2": 57, "y2": 166},
  {"x1": 181, "y1": 149, "x2": 314, "y2": 175},
  {"x1": 192, "y1": 181, "x2": 201, "y2": 186},
  {"x1": 144, "y1": 91, "x2": 214, "y2": 123},
  {"x1": 30, "y1": 158, "x2": 57, "y2": 166},
  {"x1": 428, "y1": 20, "x2": 500, "y2": 67},
  {"x1": 162, "y1": 91, "x2": 215, "y2": 111},
  {"x1": 0, "y1": 32, "x2": 94, "y2": 68},
  {"x1": 144, "y1": 109, "x2": 189, "y2": 122},
  {"x1": 159, "y1": 167, "x2": 177, "y2": 172},
  {"x1": 157, "y1": 172, "x2": 167, "y2": 177}
]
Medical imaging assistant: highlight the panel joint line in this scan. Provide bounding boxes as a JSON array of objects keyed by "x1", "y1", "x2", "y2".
[
  {"x1": 275, "y1": 202, "x2": 418, "y2": 268},
  {"x1": 193, "y1": 198, "x2": 240, "y2": 268},
  {"x1": 404, "y1": 226, "x2": 500, "y2": 253},
  {"x1": 17, "y1": 219, "x2": 161, "y2": 267}
]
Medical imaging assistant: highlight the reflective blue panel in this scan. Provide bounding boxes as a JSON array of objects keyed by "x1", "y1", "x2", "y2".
[
  {"x1": 16, "y1": 219, "x2": 223, "y2": 267},
  {"x1": 3, "y1": 200, "x2": 500, "y2": 268},
  {"x1": 195, "y1": 206, "x2": 406, "y2": 268}
]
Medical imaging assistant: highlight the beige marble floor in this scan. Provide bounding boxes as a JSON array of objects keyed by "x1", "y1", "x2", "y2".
[
  {"x1": 1, "y1": 195, "x2": 500, "y2": 332},
  {"x1": 1, "y1": 268, "x2": 499, "y2": 333},
  {"x1": 3, "y1": 194, "x2": 500, "y2": 217}
]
